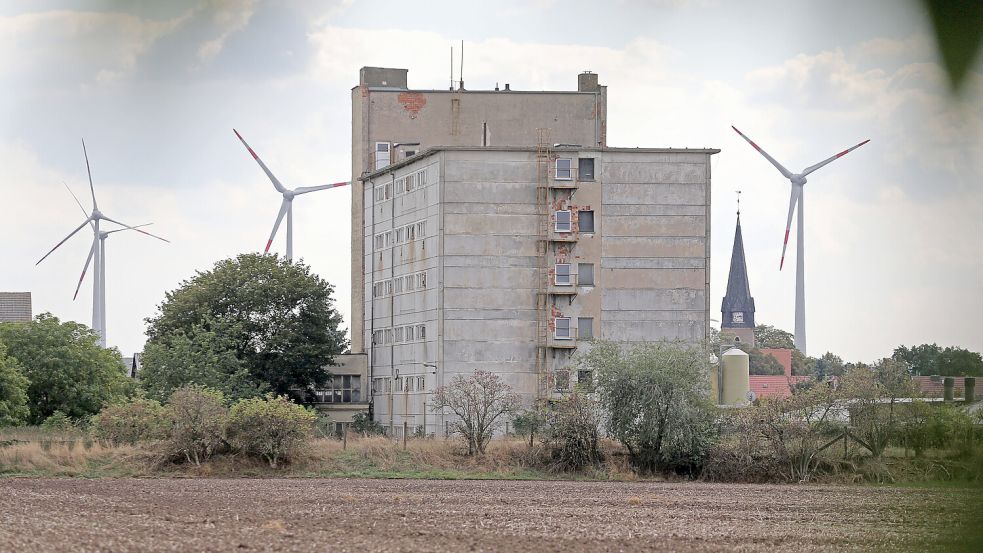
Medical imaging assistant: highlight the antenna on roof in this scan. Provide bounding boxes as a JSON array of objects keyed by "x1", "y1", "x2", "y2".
[
  {"x1": 450, "y1": 46, "x2": 454, "y2": 90},
  {"x1": 459, "y1": 40, "x2": 464, "y2": 90}
]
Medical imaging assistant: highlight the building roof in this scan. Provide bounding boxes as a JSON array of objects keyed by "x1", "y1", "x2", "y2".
[
  {"x1": 912, "y1": 376, "x2": 972, "y2": 398},
  {"x1": 721, "y1": 213, "x2": 755, "y2": 328},
  {"x1": 361, "y1": 145, "x2": 721, "y2": 180},
  {"x1": 749, "y1": 375, "x2": 811, "y2": 399}
]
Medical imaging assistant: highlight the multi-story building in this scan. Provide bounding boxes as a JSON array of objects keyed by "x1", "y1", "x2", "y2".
[
  {"x1": 361, "y1": 145, "x2": 717, "y2": 436},
  {"x1": 350, "y1": 67, "x2": 608, "y2": 354},
  {"x1": 0, "y1": 292, "x2": 31, "y2": 323}
]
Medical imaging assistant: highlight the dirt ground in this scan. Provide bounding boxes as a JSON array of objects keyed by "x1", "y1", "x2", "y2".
[{"x1": 0, "y1": 478, "x2": 972, "y2": 552}]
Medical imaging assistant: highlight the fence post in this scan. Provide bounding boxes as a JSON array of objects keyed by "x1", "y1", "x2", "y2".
[
  {"x1": 403, "y1": 421, "x2": 408, "y2": 450},
  {"x1": 343, "y1": 423, "x2": 348, "y2": 451},
  {"x1": 505, "y1": 421, "x2": 509, "y2": 437},
  {"x1": 843, "y1": 429, "x2": 848, "y2": 458},
  {"x1": 445, "y1": 420, "x2": 449, "y2": 438}
]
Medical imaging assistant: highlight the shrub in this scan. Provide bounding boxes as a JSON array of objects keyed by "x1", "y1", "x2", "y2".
[
  {"x1": 91, "y1": 398, "x2": 168, "y2": 445},
  {"x1": 431, "y1": 370, "x2": 519, "y2": 455},
  {"x1": 227, "y1": 394, "x2": 316, "y2": 468},
  {"x1": 165, "y1": 385, "x2": 227, "y2": 465},
  {"x1": 542, "y1": 393, "x2": 602, "y2": 472},
  {"x1": 580, "y1": 340, "x2": 718, "y2": 475},
  {"x1": 350, "y1": 412, "x2": 385, "y2": 436},
  {"x1": 41, "y1": 410, "x2": 75, "y2": 431},
  {"x1": 0, "y1": 344, "x2": 30, "y2": 426}
]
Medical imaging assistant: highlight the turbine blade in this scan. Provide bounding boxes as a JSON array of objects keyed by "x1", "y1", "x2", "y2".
[
  {"x1": 36, "y1": 218, "x2": 92, "y2": 265},
  {"x1": 780, "y1": 187, "x2": 801, "y2": 270},
  {"x1": 800, "y1": 139, "x2": 871, "y2": 177},
  {"x1": 731, "y1": 126, "x2": 793, "y2": 179},
  {"x1": 102, "y1": 216, "x2": 170, "y2": 243},
  {"x1": 294, "y1": 181, "x2": 351, "y2": 195},
  {"x1": 104, "y1": 223, "x2": 153, "y2": 235},
  {"x1": 81, "y1": 138, "x2": 98, "y2": 210},
  {"x1": 73, "y1": 238, "x2": 98, "y2": 300},
  {"x1": 265, "y1": 199, "x2": 289, "y2": 253},
  {"x1": 63, "y1": 181, "x2": 90, "y2": 219},
  {"x1": 233, "y1": 129, "x2": 288, "y2": 193}
]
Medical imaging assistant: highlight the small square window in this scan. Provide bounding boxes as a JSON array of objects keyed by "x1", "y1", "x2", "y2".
[
  {"x1": 555, "y1": 264, "x2": 571, "y2": 285},
  {"x1": 555, "y1": 210, "x2": 572, "y2": 232},
  {"x1": 578, "y1": 158, "x2": 595, "y2": 181},
  {"x1": 578, "y1": 210, "x2": 595, "y2": 233},
  {"x1": 577, "y1": 369, "x2": 594, "y2": 391},
  {"x1": 578, "y1": 263, "x2": 594, "y2": 286},
  {"x1": 555, "y1": 158, "x2": 572, "y2": 180}
]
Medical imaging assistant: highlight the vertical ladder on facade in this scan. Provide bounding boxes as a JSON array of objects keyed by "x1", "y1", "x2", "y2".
[{"x1": 534, "y1": 128, "x2": 552, "y2": 400}]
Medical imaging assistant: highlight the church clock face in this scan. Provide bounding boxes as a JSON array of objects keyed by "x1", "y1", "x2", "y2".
[{"x1": 732, "y1": 311, "x2": 744, "y2": 323}]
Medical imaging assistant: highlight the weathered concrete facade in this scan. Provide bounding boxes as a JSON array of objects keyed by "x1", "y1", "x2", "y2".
[
  {"x1": 362, "y1": 146, "x2": 716, "y2": 436},
  {"x1": 0, "y1": 292, "x2": 31, "y2": 322},
  {"x1": 351, "y1": 67, "x2": 607, "y2": 353}
]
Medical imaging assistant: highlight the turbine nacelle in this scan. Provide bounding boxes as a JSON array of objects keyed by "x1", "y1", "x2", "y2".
[{"x1": 791, "y1": 175, "x2": 807, "y2": 186}]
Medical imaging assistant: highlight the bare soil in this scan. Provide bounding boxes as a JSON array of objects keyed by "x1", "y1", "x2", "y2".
[{"x1": 0, "y1": 478, "x2": 972, "y2": 552}]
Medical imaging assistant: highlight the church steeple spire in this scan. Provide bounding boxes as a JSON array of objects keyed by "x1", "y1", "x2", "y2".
[{"x1": 721, "y1": 191, "x2": 756, "y2": 345}]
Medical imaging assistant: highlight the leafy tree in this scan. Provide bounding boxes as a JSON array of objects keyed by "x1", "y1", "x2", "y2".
[
  {"x1": 227, "y1": 394, "x2": 317, "y2": 468},
  {"x1": 140, "y1": 319, "x2": 265, "y2": 403},
  {"x1": 838, "y1": 358, "x2": 917, "y2": 458},
  {"x1": 431, "y1": 370, "x2": 520, "y2": 455},
  {"x1": 892, "y1": 344, "x2": 983, "y2": 376},
  {"x1": 0, "y1": 343, "x2": 30, "y2": 426},
  {"x1": 754, "y1": 325, "x2": 795, "y2": 349},
  {"x1": 579, "y1": 340, "x2": 717, "y2": 475},
  {"x1": 145, "y1": 254, "x2": 347, "y2": 402},
  {"x1": 748, "y1": 348, "x2": 785, "y2": 376},
  {"x1": 814, "y1": 352, "x2": 845, "y2": 379},
  {"x1": 541, "y1": 393, "x2": 602, "y2": 472},
  {"x1": 0, "y1": 314, "x2": 133, "y2": 423}
]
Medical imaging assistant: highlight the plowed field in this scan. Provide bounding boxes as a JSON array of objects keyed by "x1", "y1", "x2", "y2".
[{"x1": 0, "y1": 478, "x2": 971, "y2": 552}]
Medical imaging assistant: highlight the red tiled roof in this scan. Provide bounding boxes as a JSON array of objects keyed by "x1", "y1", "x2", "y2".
[
  {"x1": 911, "y1": 376, "x2": 969, "y2": 398},
  {"x1": 749, "y1": 375, "x2": 811, "y2": 399}
]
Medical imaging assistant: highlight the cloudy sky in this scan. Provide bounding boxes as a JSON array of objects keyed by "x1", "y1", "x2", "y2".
[{"x1": 2, "y1": 0, "x2": 981, "y2": 362}]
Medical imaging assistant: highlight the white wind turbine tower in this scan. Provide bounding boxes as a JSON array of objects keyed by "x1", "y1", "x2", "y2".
[
  {"x1": 731, "y1": 126, "x2": 869, "y2": 355},
  {"x1": 233, "y1": 129, "x2": 350, "y2": 261},
  {"x1": 36, "y1": 139, "x2": 169, "y2": 347}
]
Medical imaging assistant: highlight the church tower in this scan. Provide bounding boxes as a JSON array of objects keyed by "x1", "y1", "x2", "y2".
[{"x1": 721, "y1": 198, "x2": 755, "y2": 346}]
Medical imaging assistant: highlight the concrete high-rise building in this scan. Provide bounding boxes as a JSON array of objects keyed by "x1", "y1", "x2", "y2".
[
  {"x1": 721, "y1": 210, "x2": 755, "y2": 346},
  {"x1": 0, "y1": 292, "x2": 32, "y2": 323},
  {"x1": 351, "y1": 67, "x2": 607, "y2": 354},
  {"x1": 361, "y1": 145, "x2": 716, "y2": 435}
]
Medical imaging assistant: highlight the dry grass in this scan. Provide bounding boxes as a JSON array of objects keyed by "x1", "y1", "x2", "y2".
[{"x1": 0, "y1": 439, "x2": 146, "y2": 477}]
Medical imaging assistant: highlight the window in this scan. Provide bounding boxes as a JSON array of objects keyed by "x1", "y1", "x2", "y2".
[
  {"x1": 407, "y1": 224, "x2": 416, "y2": 241},
  {"x1": 555, "y1": 263, "x2": 571, "y2": 285},
  {"x1": 374, "y1": 186, "x2": 385, "y2": 202},
  {"x1": 317, "y1": 375, "x2": 362, "y2": 403},
  {"x1": 372, "y1": 330, "x2": 382, "y2": 345},
  {"x1": 417, "y1": 271, "x2": 427, "y2": 288},
  {"x1": 578, "y1": 263, "x2": 594, "y2": 286},
  {"x1": 555, "y1": 210, "x2": 572, "y2": 232},
  {"x1": 578, "y1": 210, "x2": 595, "y2": 233},
  {"x1": 385, "y1": 280, "x2": 394, "y2": 296},
  {"x1": 416, "y1": 220, "x2": 426, "y2": 237},
  {"x1": 396, "y1": 377, "x2": 404, "y2": 392},
  {"x1": 417, "y1": 324, "x2": 426, "y2": 339},
  {"x1": 395, "y1": 227, "x2": 405, "y2": 243},
  {"x1": 577, "y1": 369, "x2": 594, "y2": 391},
  {"x1": 375, "y1": 142, "x2": 391, "y2": 169},
  {"x1": 405, "y1": 173, "x2": 415, "y2": 192},
  {"x1": 384, "y1": 183, "x2": 392, "y2": 200},
  {"x1": 555, "y1": 317, "x2": 571, "y2": 339},
  {"x1": 555, "y1": 158, "x2": 572, "y2": 180},
  {"x1": 418, "y1": 170, "x2": 427, "y2": 186},
  {"x1": 404, "y1": 150, "x2": 416, "y2": 158},
  {"x1": 418, "y1": 376, "x2": 425, "y2": 390},
  {"x1": 395, "y1": 178, "x2": 405, "y2": 194},
  {"x1": 394, "y1": 276, "x2": 403, "y2": 293},
  {"x1": 406, "y1": 325, "x2": 415, "y2": 341},
  {"x1": 578, "y1": 158, "x2": 595, "y2": 181},
  {"x1": 394, "y1": 326, "x2": 404, "y2": 342},
  {"x1": 374, "y1": 233, "x2": 384, "y2": 250},
  {"x1": 578, "y1": 317, "x2": 594, "y2": 339}
]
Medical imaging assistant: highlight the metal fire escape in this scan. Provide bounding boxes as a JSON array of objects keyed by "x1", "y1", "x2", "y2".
[{"x1": 535, "y1": 129, "x2": 579, "y2": 399}]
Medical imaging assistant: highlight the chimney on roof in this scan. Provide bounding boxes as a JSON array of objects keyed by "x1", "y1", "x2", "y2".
[
  {"x1": 504, "y1": 83, "x2": 510, "y2": 91},
  {"x1": 578, "y1": 71, "x2": 600, "y2": 92}
]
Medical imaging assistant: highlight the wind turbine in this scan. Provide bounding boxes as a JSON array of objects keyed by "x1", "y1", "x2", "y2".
[
  {"x1": 36, "y1": 139, "x2": 168, "y2": 347},
  {"x1": 233, "y1": 129, "x2": 350, "y2": 261},
  {"x1": 731, "y1": 126, "x2": 869, "y2": 355}
]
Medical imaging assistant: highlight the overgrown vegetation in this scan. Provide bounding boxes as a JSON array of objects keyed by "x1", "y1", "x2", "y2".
[
  {"x1": 431, "y1": 370, "x2": 519, "y2": 455},
  {"x1": 227, "y1": 394, "x2": 316, "y2": 468}
]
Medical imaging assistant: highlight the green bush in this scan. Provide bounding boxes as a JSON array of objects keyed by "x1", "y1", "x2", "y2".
[
  {"x1": 350, "y1": 412, "x2": 385, "y2": 436},
  {"x1": 542, "y1": 394, "x2": 602, "y2": 472},
  {"x1": 227, "y1": 394, "x2": 316, "y2": 468},
  {"x1": 0, "y1": 343, "x2": 29, "y2": 426},
  {"x1": 41, "y1": 410, "x2": 75, "y2": 431},
  {"x1": 165, "y1": 385, "x2": 227, "y2": 465},
  {"x1": 91, "y1": 398, "x2": 168, "y2": 445}
]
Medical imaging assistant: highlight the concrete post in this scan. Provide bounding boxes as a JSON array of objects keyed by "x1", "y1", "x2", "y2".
[
  {"x1": 343, "y1": 424, "x2": 348, "y2": 451},
  {"x1": 965, "y1": 377, "x2": 976, "y2": 403},
  {"x1": 402, "y1": 421, "x2": 408, "y2": 450},
  {"x1": 944, "y1": 377, "x2": 955, "y2": 402}
]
